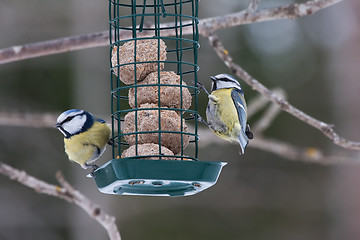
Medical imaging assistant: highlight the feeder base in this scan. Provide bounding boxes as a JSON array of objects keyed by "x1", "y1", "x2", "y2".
[{"x1": 92, "y1": 159, "x2": 226, "y2": 197}]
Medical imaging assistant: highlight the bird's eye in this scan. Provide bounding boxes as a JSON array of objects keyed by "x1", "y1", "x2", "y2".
[{"x1": 64, "y1": 116, "x2": 75, "y2": 123}]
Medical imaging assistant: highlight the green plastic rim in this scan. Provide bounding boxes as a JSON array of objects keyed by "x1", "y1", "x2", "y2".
[{"x1": 92, "y1": 159, "x2": 227, "y2": 197}]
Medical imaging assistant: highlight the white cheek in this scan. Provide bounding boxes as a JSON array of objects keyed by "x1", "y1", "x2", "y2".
[
  {"x1": 62, "y1": 122, "x2": 79, "y2": 135},
  {"x1": 63, "y1": 115, "x2": 87, "y2": 135}
]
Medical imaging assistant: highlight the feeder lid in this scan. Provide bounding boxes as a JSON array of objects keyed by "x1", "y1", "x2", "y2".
[{"x1": 92, "y1": 159, "x2": 226, "y2": 197}]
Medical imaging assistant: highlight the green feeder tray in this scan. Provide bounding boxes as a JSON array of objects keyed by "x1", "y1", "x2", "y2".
[{"x1": 92, "y1": 159, "x2": 226, "y2": 197}]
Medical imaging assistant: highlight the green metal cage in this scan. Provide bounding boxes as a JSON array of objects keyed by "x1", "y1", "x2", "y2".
[{"x1": 92, "y1": 0, "x2": 226, "y2": 197}]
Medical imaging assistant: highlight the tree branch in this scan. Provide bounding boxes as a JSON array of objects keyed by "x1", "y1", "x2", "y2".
[
  {"x1": 0, "y1": 162, "x2": 121, "y2": 240},
  {"x1": 0, "y1": 111, "x2": 58, "y2": 128},
  {"x1": 201, "y1": 0, "x2": 342, "y2": 34},
  {"x1": 247, "y1": 0, "x2": 260, "y2": 12},
  {"x1": 197, "y1": 124, "x2": 360, "y2": 164},
  {"x1": 195, "y1": 92, "x2": 360, "y2": 164},
  {"x1": 247, "y1": 137, "x2": 360, "y2": 165},
  {"x1": 0, "y1": 108, "x2": 358, "y2": 164},
  {"x1": 0, "y1": 0, "x2": 342, "y2": 65},
  {"x1": 249, "y1": 88, "x2": 285, "y2": 134},
  {"x1": 205, "y1": 31, "x2": 360, "y2": 151}
]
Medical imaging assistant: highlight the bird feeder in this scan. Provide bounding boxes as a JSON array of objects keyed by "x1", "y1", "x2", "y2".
[{"x1": 92, "y1": 0, "x2": 226, "y2": 197}]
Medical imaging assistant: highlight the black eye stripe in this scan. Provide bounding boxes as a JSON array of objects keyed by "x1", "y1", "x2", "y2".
[
  {"x1": 60, "y1": 116, "x2": 73, "y2": 125},
  {"x1": 217, "y1": 78, "x2": 239, "y2": 85},
  {"x1": 65, "y1": 116, "x2": 74, "y2": 122},
  {"x1": 61, "y1": 113, "x2": 82, "y2": 125},
  {"x1": 218, "y1": 78, "x2": 231, "y2": 81}
]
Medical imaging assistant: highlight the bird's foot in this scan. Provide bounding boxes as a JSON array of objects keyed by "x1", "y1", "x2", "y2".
[
  {"x1": 108, "y1": 138, "x2": 118, "y2": 148},
  {"x1": 191, "y1": 113, "x2": 210, "y2": 127},
  {"x1": 84, "y1": 163, "x2": 99, "y2": 177},
  {"x1": 197, "y1": 81, "x2": 210, "y2": 96},
  {"x1": 245, "y1": 125, "x2": 254, "y2": 139}
]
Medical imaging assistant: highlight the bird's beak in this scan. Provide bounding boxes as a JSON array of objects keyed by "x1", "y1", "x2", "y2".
[{"x1": 210, "y1": 76, "x2": 216, "y2": 81}]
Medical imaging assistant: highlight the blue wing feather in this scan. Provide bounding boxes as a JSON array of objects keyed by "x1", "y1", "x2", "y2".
[
  {"x1": 231, "y1": 88, "x2": 247, "y2": 132},
  {"x1": 96, "y1": 117, "x2": 106, "y2": 124}
]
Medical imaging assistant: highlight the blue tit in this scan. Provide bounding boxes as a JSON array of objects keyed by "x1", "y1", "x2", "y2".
[
  {"x1": 198, "y1": 73, "x2": 253, "y2": 154},
  {"x1": 55, "y1": 109, "x2": 111, "y2": 170}
]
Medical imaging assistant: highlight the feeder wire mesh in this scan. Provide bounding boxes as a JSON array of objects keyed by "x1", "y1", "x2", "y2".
[{"x1": 110, "y1": 0, "x2": 200, "y2": 161}]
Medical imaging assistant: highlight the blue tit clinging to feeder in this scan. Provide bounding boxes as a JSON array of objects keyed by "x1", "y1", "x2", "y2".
[
  {"x1": 55, "y1": 109, "x2": 111, "y2": 170},
  {"x1": 197, "y1": 74, "x2": 253, "y2": 154}
]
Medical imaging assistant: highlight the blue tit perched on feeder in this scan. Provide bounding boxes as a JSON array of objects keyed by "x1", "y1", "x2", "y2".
[
  {"x1": 198, "y1": 74, "x2": 253, "y2": 154},
  {"x1": 55, "y1": 109, "x2": 111, "y2": 170}
]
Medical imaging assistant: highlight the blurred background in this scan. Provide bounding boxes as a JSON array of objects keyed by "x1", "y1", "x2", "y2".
[{"x1": 1, "y1": 0, "x2": 360, "y2": 239}]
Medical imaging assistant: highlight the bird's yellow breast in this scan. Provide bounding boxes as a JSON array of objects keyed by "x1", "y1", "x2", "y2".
[
  {"x1": 64, "y1": 122, "x2": 111, "y2": 166},
  {"x1": 209, "y1": 88, "x2": 241, "y2": 141}
]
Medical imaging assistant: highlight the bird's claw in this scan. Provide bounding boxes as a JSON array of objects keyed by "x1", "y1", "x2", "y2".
[
  {"x1": 108, "y1": 138, "x2": 118, "y2": 148},
  {"x1": 191, "y1": 113, "x2": 210, "y2": 127},
  {"x1": 245, "y1": 125, "x2": 254, "y2": 139},
  {"x1": 85, "y1": 164, "x2": 99, "y2": 177},
  {"x1": 197, "y1": 81, "x2": 210, "y2": 95}
]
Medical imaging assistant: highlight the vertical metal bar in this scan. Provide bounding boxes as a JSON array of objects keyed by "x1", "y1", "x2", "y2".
[
  {"x1": 131, "y1": 0, "x2": 139, "y2": 156},
  {"x1": 109, "y1": 0, "x2": 115, "y2": 159},
  {"x1": 193, "y1": 0, "x2": 199, "y2": 160},
  {"x1": 179, "y1": 0, "x2": 184, "y2": 159},
  {"x1": 155, "y1": 0, "x2": 162, "y2": 158},
  {"x1": 116, "y1": 0, "x2": 122, "y2": 158}
]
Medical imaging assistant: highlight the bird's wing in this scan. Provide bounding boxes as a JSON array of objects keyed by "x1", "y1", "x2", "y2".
[
  {"x1": 94, "y1": 116, "x2": 106, "y2": 124},
  {"x1": 231, "y1": 88, "x2": 247, "y2": 131}
]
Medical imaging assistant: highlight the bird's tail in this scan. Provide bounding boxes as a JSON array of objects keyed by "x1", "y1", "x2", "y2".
[{"x1": 238, "y1": 131, "x2": 249, "y2": 155}]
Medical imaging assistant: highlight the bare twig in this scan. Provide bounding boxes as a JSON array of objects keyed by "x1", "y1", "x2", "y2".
[
  {"x1": 196, "y1": 94, "x2": 330, "y2": 164},
  {"x1": 0, "y1": 31, "x2": 110, "y2": 65},
  {"x1": 250, "y1": 89, "x2": 285, "y2": 134},
  {"x1": 0, "y1": 108, "x2": 358, "y2": 164},
  {"x1": 246, "y1": 91, "x2": 271, "y2": 118},
  {"x1": 205, "y1": 31, "x2": 360, "y2": 151},
  {"x1": 0, "y1": 110, "x2": 112, "y2": 129},
  {"x1": 55, "y1": 172, "x2": 121, "y2": 240},
  {"x1": 0, "y1": 111, "x2": 58, "y2": 128},
  {"x1": 201, "y1": 0, "x2": 342, "y2": 34},
  {"x1": 0, "y1": 0, "x2": 342, "y2": 64},
  {"x1": 0, "y1": 162, "x2": 71, "y2": 200},
  {"x1": 198, "y1": 127, "x2": 360, "y2": 164},
  {"x1": 0, "y1": 162, "x2": 121, "y2": 240},
  {"x1": 249, "y1": 137, "x2": 360, "y2": 164},
  {"x1": 247, "y1": 0, "x2": 260, "y2": 12}
]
